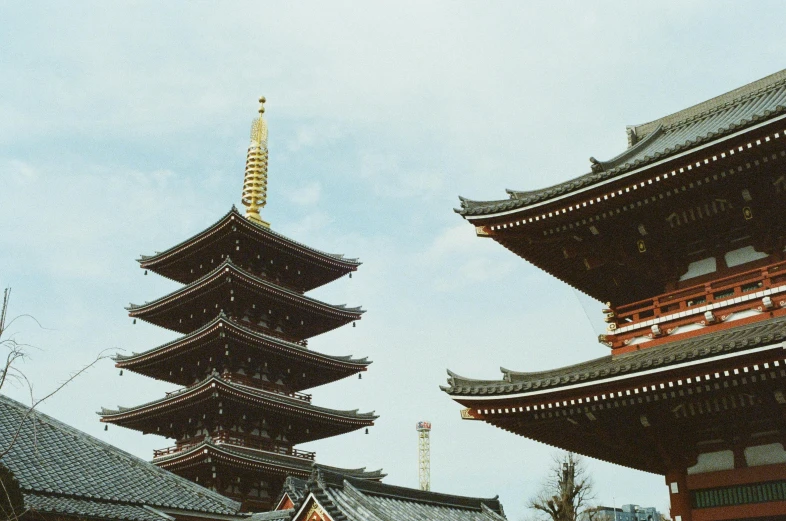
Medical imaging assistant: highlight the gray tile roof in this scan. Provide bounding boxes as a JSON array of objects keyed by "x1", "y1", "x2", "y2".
[
  {"x1": 0, "y1": 394, "x2": 241, "y2": 520},
  {"x1": 248, "y1": 510, "x2": 292, "y2": 521},
  {"x1": 443, "y1": 316, "x2": 786, "y2": 397},
  {"x1": 458, "y1": 68, "x2": 786, "y2": 217},
  {"x1": 288, "y1": 468, "x2": 506, "y2": 521},
  {"x1": 24, "y1": 494, "x2": 174, "y2": 521}
]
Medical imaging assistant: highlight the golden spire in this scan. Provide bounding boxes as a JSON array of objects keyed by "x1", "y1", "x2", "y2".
[{"x1": 242, "y1": 96, "x2": 270, "y2": 227}]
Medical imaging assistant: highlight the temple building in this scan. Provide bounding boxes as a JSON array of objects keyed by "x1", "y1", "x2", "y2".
[
  {"x1": 443, "y1": 69, "x2": 786, "y2": 521},
  {"x1": 101, "y1": 98, "x2": 382, "y2": 511}
]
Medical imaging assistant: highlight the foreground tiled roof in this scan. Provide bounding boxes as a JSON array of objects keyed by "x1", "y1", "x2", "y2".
[
  {"x1": 458, "y1": 68, "x2": 786, "y2": 216},
  {"x1": 289, "y1": 468, "x2": 506, "y2": 521},
  {"x1": 249, "y1": 510, "x2": 293, "y2": 521},
  {"x1": 443, "y1": 316, "x2": 786, "y2": 397},
  {"x1": 0, "y1": 394, "x2": 241, "y2": 520}
]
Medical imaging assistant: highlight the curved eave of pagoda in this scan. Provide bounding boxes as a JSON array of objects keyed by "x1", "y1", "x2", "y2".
[
  {"x1": 154, "y1": 441, "x2": 386, "y2": 481},
  {"x1": 442, "y1": 315, "x2": 786, "y2": 401},
  {"x1": 153, "y1": 440, "x2": 316, "y2": 477},
  {"x1": 456, "y1": 76, "x2": 786, "y2": 220},
  {"x1": 138, "y1": 207, "x2": 360, "y2": 286},
  {"x1": 99, "y1": 375, "x2": 377, "y2": 432},
  {"x1": 113, "y1": 313, "x2": 370, "y2": 385},
  {"x1": 126, "y1": 259, "x2": 364, "y2": 333}
]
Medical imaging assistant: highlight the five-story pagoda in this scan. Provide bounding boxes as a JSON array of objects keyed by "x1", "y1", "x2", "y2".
[{"x1": 100, "y1": 98, "x2": 382, "y2": 511}]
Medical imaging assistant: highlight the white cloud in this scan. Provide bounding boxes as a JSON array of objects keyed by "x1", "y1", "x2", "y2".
[{"x1": 287, "y1": 181, "x2": 322, "y2": 206}]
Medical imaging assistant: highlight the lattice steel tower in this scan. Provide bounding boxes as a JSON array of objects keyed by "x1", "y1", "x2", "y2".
[{"x1": 416, "y1": 421, "x2": 431, "y2": 491}]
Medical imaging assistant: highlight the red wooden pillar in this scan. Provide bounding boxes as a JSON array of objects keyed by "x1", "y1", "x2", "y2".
[{"x1": 666, "y1": 470, "x2": 692, "y2": 521}]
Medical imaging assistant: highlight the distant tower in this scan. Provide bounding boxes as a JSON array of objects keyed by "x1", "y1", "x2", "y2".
[{"x1": 416, "y1": 421, "x2": 431, "y2": 491}]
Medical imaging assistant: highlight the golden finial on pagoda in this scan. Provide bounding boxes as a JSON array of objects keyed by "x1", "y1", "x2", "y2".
[{"x1": 242, "y1": 96, "x2": 270, "y2": 227}]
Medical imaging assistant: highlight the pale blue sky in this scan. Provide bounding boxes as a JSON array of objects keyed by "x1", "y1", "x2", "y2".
[{"x1": 2, "y1": 2, "x2": 786, "y2": 518}]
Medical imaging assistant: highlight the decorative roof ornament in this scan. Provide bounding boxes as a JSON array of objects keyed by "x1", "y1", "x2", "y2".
[{"x1": 242, "y1": 96, "x2": 270, "y2": 227}]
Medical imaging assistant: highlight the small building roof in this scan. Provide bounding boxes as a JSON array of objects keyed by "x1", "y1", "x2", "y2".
[
  {"x1": 287, "y1": 468, "x2": 506, "y2": 521},
  {"x1": 458, "y1": 68, "x2": 786, "y2": 217},
  {"x1": 444, "y1": 314, "x2": 786, "y2": 399},
  {"x1": 0, "y1": 393, "x2": 241, "y2": 521}
]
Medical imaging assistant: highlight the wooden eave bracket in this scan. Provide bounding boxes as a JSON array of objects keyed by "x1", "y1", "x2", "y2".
[{"x1": 460, "y1": 408, "x2": 481, "y2": 420}]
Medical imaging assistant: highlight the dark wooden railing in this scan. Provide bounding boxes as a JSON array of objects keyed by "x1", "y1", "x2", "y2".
[{"x1": 614, "y1": 261, "x2": 786, "y2": 326}]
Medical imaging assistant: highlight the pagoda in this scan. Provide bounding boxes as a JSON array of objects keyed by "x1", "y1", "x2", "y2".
[
  {"x1": 444, "y1": 69, "x2": 786, "y2": 521},
  {"x1": 101, "y1": 98, "x2": 382, "y2": 511}
]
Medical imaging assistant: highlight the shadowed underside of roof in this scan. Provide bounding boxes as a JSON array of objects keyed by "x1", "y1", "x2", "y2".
[
  {"x1": 458, "y1": 68, "x2": 786, "y2": 217},
  {"x1": 0, "y1": 394, "x2": 240, "y2": 519}
]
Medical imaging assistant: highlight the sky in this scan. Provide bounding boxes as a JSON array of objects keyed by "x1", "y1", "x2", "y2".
[{"x1": 1, "y1": 2, "x2": 786, "y2": 519}]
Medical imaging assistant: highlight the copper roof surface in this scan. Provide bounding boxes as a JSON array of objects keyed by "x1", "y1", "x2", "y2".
[{"x1": 444, "y1": 316, "x2": 786, "y2": 397}]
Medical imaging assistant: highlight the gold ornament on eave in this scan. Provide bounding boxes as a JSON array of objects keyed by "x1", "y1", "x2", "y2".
[{"x1": 242, "y1": 96, "x2": 270, "y2": 227}]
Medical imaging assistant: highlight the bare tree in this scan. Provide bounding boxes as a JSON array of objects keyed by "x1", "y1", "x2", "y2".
[
  {"x1": 528, "y1": 452, "x2": 596, "y2": 521},
  {"x1": 0, "y1": 287, "x2": 111, "y2": 521}
]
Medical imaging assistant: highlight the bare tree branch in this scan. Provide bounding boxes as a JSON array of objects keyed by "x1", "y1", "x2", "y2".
[{"x1": 528, "y1": 452, "x2": 597, "y2": 521}]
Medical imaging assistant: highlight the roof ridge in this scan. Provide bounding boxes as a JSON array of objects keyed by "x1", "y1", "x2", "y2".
[{"x1": 631, "y1": 68, "x2": 786, "y2": 138}]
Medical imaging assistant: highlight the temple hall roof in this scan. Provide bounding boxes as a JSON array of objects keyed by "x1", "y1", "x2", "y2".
[
  {"x1": 0, "y1": 394, "x2": 241, "y2": 521},
  {"x1": 287, "y1": 467, "x2": 506, "y2": 521},
  {"x1": 458, "y1": 68, "x2": 786, "y2": 217},
  {"x1": 443, "y1": 314, "x2": 786, "y2": 398}
]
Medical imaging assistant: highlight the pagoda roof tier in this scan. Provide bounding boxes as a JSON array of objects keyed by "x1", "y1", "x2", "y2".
[
  {"x1": 153, "y1": 440, "x2": 385, "y2": 481},
  {"x1": 443, "y1": 316, "x2": 786, "y2": 474},
  {"x1": 127, "y1": 259, "x2": 364, "y2": 340},
  {"x1": 99, "y1": 374, "x2": 377, "y2": 443},
  {"x1": 139, "y1": 207, "x2": 360, "y2": 291},
  {"x1": 444, "y1": 314, "x2": 786, "y2": 399},
  {"x1": 114, "y1": 314, "x2": 370, "y2": 391},
  {"x1": 457, "y1": 69, "x2": 786, "y2": 218}
]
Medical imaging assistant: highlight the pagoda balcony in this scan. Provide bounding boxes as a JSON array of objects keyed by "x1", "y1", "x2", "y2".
[
  {"x1": 602, "y1": 259, "x2": 786, "y2": 351},
  {"x1": 153, "y1": 433, "x2": 315, "y2": 461},
  {"x1": 220, "y1": 373, "x2": 312, "y2": 403}
]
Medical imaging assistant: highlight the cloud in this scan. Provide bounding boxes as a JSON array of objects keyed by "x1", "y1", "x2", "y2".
[
  {"x1": 287, "y1": 181, "x2": 322, "y2": 206},
  {"x1": 358, "y1": 152, "x2": 446, "y2": 198}
]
